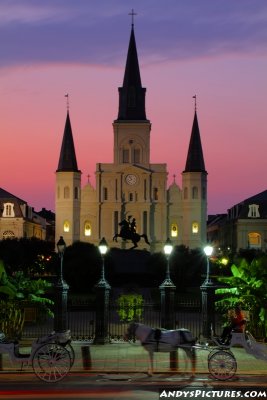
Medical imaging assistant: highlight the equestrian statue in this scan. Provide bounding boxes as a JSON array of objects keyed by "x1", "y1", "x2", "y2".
[{"x1": 113, "y1": 216, "x2": 150, "y2": 250}]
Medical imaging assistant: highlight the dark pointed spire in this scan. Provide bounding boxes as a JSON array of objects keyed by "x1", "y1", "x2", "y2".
[
  {"x1": 116, "y1": 25, "x2": 147, "y2": 121},
  {"x1": 57, "y1": 112, "x2": 79, "y2": 172},
  {"x1": 184, "y1": 111, "x2": 206, "y2": 173}
]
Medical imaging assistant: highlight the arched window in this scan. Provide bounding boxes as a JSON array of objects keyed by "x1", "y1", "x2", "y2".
[
  {"x1": 74, "y1": 186, "x2": 79, "y2": 200},
  {"x1": 64, "y1": 186, "x2": 70, "y2": 199},
  {"x1": 153, "y1": 188, "x2": 159, "y2": 201},
  {"x1": 84, "y1": 222, "x2": 92, "y2": 237},
  {"x1": 133, "y1": 148, "x2": 141, "y2": 164},
  {"x1": 122, "y1": 149, "x2": 129, "y2": 163},
  {"x1": 192, "y1": 222, "x2": 199, "y2": 234},
  {"x1": 248, "y1": 232, "x2": 261, "y2": 248},
  {"x1": 143, "y1": 211, "x2": 147, "y2": 234},
  {"x1": 171, "y1": 224, "x2": 178, "y2": 237},
  {"x1": 63, "y1": 220, "x2": 70, "y2": 232},
  {"x1": 103, "y1": 187, "x2": 108, "y2": 201},
  {"x1": 2, "y1": 230, "x2": 15, "y2": 239},
  {"x1": 184, "y1": 187, "x2": 188, "y2": 199},
  {"x1": 57, "y1": 186, "x2": 60, "y2": 199},
  {"x1": 192, "y1": 186, "x2": 198, "y2": 199}
]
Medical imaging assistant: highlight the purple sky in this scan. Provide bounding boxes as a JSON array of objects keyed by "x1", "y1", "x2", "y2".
[{"x1": 0, "y1": 0, "x2": 267, "y2": 215}]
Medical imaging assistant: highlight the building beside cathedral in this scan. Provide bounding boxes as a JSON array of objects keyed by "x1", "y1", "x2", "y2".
[
  {"x1": 0, "y1": 187, "x2": 50, "y2": 240},
  {"x1": 207, "y1": 190, "x2": 267, "y2": 254},
  {"x1": 55, "y1": 24, "x2": 207, "y2": 252}
]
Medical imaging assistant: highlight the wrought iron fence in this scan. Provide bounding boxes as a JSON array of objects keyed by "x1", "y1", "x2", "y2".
[{"x1": 21, "y1": 299, "x2": 214, "y2": 341}]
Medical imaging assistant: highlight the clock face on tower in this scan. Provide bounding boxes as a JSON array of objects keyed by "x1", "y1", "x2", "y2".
[{"x1": 125, "y1": 174, "x2": 137, "y2": 185}]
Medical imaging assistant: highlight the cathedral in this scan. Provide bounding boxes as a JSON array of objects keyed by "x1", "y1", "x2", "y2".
[{"x1": 55, "y1": 23, "x2": 207, "y2": 252}]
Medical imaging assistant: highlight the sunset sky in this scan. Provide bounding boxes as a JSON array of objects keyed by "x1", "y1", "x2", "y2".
[{"x1": 0, "y1": 0, "x2": 267, "y2": 215}]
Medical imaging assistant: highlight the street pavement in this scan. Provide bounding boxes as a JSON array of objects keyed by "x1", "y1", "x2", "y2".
[
  {"x1": 1, "y1": 340, "x2": 267, "y2": 375},
  {"x1": 0, "y1": 341, "x2": 267, "y2": 399}
]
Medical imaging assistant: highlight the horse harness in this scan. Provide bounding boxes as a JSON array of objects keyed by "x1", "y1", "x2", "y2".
[{"x1": 143, "y1": 328, "x2": 195, "y2": 352}]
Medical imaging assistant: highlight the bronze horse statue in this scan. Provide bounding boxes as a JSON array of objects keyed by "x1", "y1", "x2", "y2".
[{"x1": 113, "y1": 219, "x2": 150, "y2": 249}]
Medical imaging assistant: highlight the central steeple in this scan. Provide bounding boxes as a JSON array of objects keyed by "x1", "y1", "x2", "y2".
[{"x1": 116, "y1": 23, "x2": 147, "y2": 121}]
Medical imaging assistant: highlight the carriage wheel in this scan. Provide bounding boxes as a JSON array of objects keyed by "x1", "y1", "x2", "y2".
[
  {"x1": 32, "y1": 342, "x2": 71, "y2": 382},
  {"x1": 208, "y1": 350, "x2": 237, "y2": 381},
  {"x1": 208, "y1": 348, "x2": 221, "y2": 361},
  {"x1": 64, "y1": 342, "x2": 75, "y2": 367}
]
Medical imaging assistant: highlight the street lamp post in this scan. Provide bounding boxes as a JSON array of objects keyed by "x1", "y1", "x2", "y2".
[
  {"x1": 94, "y1": 238, "x2": 111, "y2": 344},
  {"x1": 203, "y1": 245, "x2": 213, "y2": 285},
  {"x1": 54, "y1": 236, "x2": 69, "y2": 333},
  {"x1": 201, "y1": 245, "x2": 216, "y2": 339},
  {"x1": 159, "y1": 238, "x2": 177, "y2": 370}
]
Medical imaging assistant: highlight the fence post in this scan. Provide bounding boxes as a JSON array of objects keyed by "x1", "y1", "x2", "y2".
[
  {"x1": 94, "y1": 283, "x2": 111, "y2": 344},
  {"x1": 200, "y1": 282, "x2": 216, "y2": 338},
  {"x1": 159, "y1": 281, "x2": 177, "y2": 371}
]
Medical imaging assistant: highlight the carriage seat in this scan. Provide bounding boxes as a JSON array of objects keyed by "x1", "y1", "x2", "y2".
[
  {"x1": 229, "y1": 331, "x2": 249, "y2": 348},
  {"x1": 0, "y1": 332, "x2": 19, "y2": 345}
]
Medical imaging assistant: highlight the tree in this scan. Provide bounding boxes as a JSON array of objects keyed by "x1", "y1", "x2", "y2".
[
  {"x1": 0, "y1": 238, "x2": 55, "y2": 275},
  {"x1": 215, "y1": 257, "x2": 267, "y2": 337},
  {"x1": 0, "y1": 260, "x2": 54, "y2": 338},
  {"x1": 63, "y1": 241, "x2": 101, "y2": 293}
]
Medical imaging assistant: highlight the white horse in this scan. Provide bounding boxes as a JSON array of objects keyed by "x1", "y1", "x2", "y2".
[{"x1": 125, "y1": 323, "x2": 196, "y2": 376}]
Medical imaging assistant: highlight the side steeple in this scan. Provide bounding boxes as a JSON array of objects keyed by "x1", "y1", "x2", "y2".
[
  {"x1": 182, "y1": 106, "x2": 207, "y2": 249},
  {"x1": 116, "y1": 24, "x2": 147, "y2": 121},
  {"x1": 55, "y1": 110, "x2": 81, "y2": 247},
  {"x1": 184, "y1": 111, "x2": 206, "y2": 173},
  {"x1": 57, "y1": 112, "x2": 79, "y2": 172}
]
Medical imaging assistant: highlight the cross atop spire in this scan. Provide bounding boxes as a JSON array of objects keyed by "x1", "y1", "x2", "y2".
[
  {"x1": 129, "y1": 9, "x2": 137, "y2": 27},
  {"x1": 65, "y1": 93, "x2": 69, "y2": 112},
  {"x1": 193, "y1": 94, "x2": 197, "y2": 112}
]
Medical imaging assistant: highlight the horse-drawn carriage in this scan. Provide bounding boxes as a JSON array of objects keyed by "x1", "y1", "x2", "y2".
[
  {"x1": 126, "y1": 323, "x2": 267, "y2": 380},
  {"x1": 0, "y1": 330, "x2": 74, "y2": 382}
]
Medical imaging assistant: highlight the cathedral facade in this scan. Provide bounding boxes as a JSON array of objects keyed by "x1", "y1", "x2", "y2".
[{"x1": 55, "y1": 24, "x2": 207, "y2": 252}]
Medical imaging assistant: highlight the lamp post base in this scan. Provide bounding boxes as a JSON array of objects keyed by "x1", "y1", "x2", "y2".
[{"x1": 54, "y1": 279, "x2": 69, "y2": 333}]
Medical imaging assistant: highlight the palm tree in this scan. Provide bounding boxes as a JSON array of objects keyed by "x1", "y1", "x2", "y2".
[{"x1": 215, "y1": 257, "x2": 267, "y2": 338}]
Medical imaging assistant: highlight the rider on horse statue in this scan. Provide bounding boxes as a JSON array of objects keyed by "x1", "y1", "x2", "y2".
[
  {"x1": 113, "y1": 216, "x2": 150, "y2": 249},
  {"x1": 119, "y1": 216, "x2": 136, "y2": 239}
]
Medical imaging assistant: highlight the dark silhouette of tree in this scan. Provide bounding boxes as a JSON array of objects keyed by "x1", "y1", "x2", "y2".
[
  {"x1": 0, "y1": 238, "x2": 55, "y2": 275},
  {"x1": 63, "y1": 241, "x2": 102, "y2": 293}
]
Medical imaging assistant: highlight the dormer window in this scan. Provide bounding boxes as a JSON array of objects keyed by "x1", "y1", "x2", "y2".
[
  {"x1": 3, "y1": 203, "x2": 15, "y2": 217},
  {"x1": 248, "y1": 204, "x2": 260, "y2": 218}
]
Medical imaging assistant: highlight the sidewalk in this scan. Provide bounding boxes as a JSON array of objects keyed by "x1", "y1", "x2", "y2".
[{"x1": 1, "y1": 341, "x2": 266, "y2": 376}]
